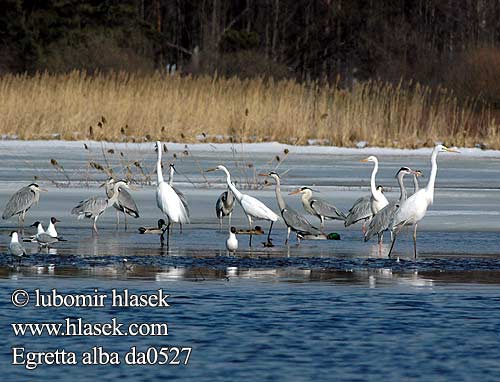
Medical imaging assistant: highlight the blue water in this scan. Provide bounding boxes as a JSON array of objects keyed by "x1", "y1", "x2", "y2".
[
  {"x1": 1, "y1": 142, "x2": 500, "y2": 381},
  {"x1": 1, "y1": 277, "x2": 500, "y2": 382}
]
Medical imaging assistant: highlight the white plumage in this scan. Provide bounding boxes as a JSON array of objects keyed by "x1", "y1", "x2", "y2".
[{"x1": 155, "y1": 142, "x2": 189, "y2": 237}]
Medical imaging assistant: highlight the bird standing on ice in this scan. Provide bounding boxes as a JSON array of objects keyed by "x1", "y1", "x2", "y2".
[
  {"x1": 206, "y1": 165, "x2": 278, "y2": 247},
  {"x1": 155, "y1": 141, "x2": 189, "y2": 241}
]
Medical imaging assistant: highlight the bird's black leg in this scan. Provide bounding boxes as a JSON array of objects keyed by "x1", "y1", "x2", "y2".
[
  {"x1": 388, "y1": 235, "x2": 397, "y2": 258},
  {"x1": 267, "y1": 221, "x2": 274, "y2": 245}
]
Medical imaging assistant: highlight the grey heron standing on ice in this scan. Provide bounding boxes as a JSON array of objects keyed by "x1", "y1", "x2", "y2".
[
  {"x1": 364, "y1": 167, "x2": 419, "y2": 254},
  {"x1": 2, "y1": 183, "x2": 47, "y2": 228},
  {"x1": 71, "y1": 180, "x2": 130, "y2": 234},
  {"x1": 289, "y1": 186, "x2": 346, "y2": 228},
  {"x1": 206, "y1": 165, "x2": 278, "y2": 247},
  {"x1": 388, "y1": 144, "x2": 459, "y2": 258},
  {"x1": 155, "y1": 142, "x2": 189, "y2": 240},
  {"x1": 104, "y1": 178, "x2": 139, "y2": 230},
  {"x1": 344, "y1": 186, "x2": 384, "y2": 233},
  {"x1": 215, "y1": 185, "x2": 235, "y2": 230},
  {"x1": 264, "y1": 172, "x2": 322, "y2": 245}
]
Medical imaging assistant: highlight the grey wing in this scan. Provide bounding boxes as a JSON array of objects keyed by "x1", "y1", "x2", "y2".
[
  {"x1": 215, "y1": 193, "x2": 225, "y2": 217},
  {"x1": 9, "y1": 242, "x2": 26, "y2": 257},
  {"x1": 310, "y1": 198, "x2": 347, "y2": 220},
  {"x1": 36, "y1": 233, "x2": 59, "y2": 245},
  {"x1": 172, "y1": 186, "x2": 190, "y2": 217},
  {"x1": 71, "y1": 196, "x2": 107, "y2": 218},
  {"x1": 2, "y1": 186, "x2": 37, "y2": 219},
  {"x1": 282, "y1": 207, "x2": 321, "y2": 235},
  {"x1": 364, "y1": 201, "x2": 398, "y2": 241},
  {"x1": 116, "y1": 189, "x2": 139, "y2": 218},
  {"x1": 344, "y1": 195, "x2": 372, "y2": 227}
]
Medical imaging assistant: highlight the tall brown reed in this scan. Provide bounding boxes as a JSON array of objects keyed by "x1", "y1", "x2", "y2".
[{"x1": 0, "y1": 71, "x2": 497, "y2": 148}]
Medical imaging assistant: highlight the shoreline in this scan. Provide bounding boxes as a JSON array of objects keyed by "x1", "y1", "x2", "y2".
[{"x1": 1, "y1": 139, "x2": 500, "y2": 158}]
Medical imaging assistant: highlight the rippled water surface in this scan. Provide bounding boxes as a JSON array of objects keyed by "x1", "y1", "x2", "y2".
[{"x1": 1, "y1": 142, "x2": 500, "y2": 381}]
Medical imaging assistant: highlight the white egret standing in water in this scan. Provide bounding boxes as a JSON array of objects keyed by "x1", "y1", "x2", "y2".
[
  {"x1": 388, "y1": 144, "x2": 459, "y2": 258},
  {"x1": 155, "y1": 142, "x2": 189, "y2": 241},
  {"x1": 206, "y1": 165, "x2": 278, "y2": 247}
]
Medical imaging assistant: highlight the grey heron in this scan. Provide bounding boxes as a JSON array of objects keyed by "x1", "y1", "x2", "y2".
[
  {"x1": 344, "y1": 186, "x2": 384, "y2": 232},
  {"x1": 105, "y1": 178, "x2": 139, "y2": 230},
  {"x1": 226, "y1": 226, "x2": 238, "y2": 253},
  {"x1": 215, "y1": 184, "x2": 235, "y2": 231},
  {"x1": 9, "y1": 231, "x2": 26, "y2": 261},
  {"x1": 138, "y1": 219, "x2": 168, "y2": 246},
  {"x1": 388, "y1": 145, "x2": 459, "y2": 258},
  {"x1": 155, "y1": 141, "x2": 189, "y2": 240},
  {"x1": 206, "y1": 165, "x2": 278, "y2": 247},
  {"x1": 2, "y1": 183, "x2": 47, "y2": 228},
  {"x1": 71, "y1": 180, "x2": 129, "y2": 234},
  {"x1": 264, "y1": 172, "x2": 322, "y2": 245},
  {"x1": 168, "y1": 163, "x2": 190, "y2": 233},
  {"x1": 364, "y1": 167, "x2": 419, "y2": 254},
  {"x1": 289, "y1": 186, "x2": 346, "y2": 228}
]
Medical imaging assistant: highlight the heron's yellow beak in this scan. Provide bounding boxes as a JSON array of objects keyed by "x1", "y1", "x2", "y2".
[
  {"x1": 443, "y1": 146, "x2": 460, "y2": 153},
  {"x1": 258, "y1": 173, "x2": 268, "y2": 177},
  {"x1": 289, "y1": 188, "x2": 301, "y2": 195},
  {"x1": 40, "y1": 188, "x2": 48, "y2": 192},
  {"x1": 204, "y1": 168, "x2": 217, "y2": 173},
  {"x1": 360, "y1": 157, "x2": 369, "y2": 162}
]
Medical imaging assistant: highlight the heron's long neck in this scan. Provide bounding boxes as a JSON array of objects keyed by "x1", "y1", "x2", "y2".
[
  {"x1": 168, "y1": 167, "x2": 174, "y2": 186},
  {"x1": 370, "y1": 160, "x2": 379, "y2": 198},
  {"x1": 226, "y1": 185, "x2": 234, "y2": 202},
  {"x1": 425, "y1": 148, "x2": 439, "y2": 199},
  {"x1": 273, "y1": 177, "x2": 286, "y2": 211},
  {"x1": 222, "y1": 169, "x2": 243, "y2": 201},
  {"x1": 157, "y1": 150, "x2": 164, "y2": 184},
  {"x1": 108, "y1": 184, "x2": 121, "y2": 206},
  {"x1": 413, "y1": 175, "x2": 420, "y2": 193},
  {"x1": 397, "y1": 172, "x2": 408, "y2": 201}
]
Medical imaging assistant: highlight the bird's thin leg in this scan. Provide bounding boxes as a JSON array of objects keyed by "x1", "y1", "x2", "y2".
[
  {"x1": 320, "y1": 216, "x2": 325, "y2": 230},
  {"x1": 180, "y1": 223, "x2": 183, "y2": 234},
  {"x1": 93, "y1": 217, "x2": 99, "y2": 235},
  {"x1": 285, "y1": 227, "x2": 291, "y2": 245},
  {"x1": 378, "y1": 232, "x2": 384, "y2": 255},
  {"x1": 218, "y1": 214, "x2": 223, "y2": 232},
  {"x1": 413, "y1": 224, "x2": 418, "y2": 259},
  {"x1": 267, "y1": 221, "x2": 274, "y2": 245},
  {"x1": 388, "y1": 234, "x2": 397, "y2": 258},
  {"x1": 124, "y1": 213, "x2": 128, "y2": 231},
  {"x1": 166, "y1": 222, "x2": 171, "y2": 245},
  {"x1": 228, "y1": 212, "x2": 232, "y2": 229},
  {"x1": 297, "y1": 234, "x2": 301, "y2": 246},
  {"x1": 116, "y1": 210, "x2": 120, "y2": 230},
  {"x1": 247, "y1": 216, "x2": 253, "y2": 247},
  {"x1": 362, "y1": 221, "x2": 367, "y2": 235}
]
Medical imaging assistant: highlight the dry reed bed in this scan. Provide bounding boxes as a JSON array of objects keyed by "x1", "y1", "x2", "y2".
[{"x1": 0, "y1": 71, "x2": 497, "y2": 148}]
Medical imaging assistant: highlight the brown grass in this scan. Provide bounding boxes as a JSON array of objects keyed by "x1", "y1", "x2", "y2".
[{"x1": 0, "y1": 71, "x2": 498, "y2": 148}]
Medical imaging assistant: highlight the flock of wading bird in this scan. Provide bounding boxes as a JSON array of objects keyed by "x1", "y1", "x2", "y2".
[{"x1": 3, "y1": 141, "x2": 459, "y2": 262}]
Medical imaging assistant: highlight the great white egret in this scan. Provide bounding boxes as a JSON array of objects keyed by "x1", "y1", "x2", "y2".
[
  {"x1": 206, "y1": 165, "x2": 278, "y2": 247},
  {"x1": 289, "y1": 186, "x2": 346, "y2": 228},
  {"x1": 168, "y1": 163, "x2": 190, "y2": 233},
  {"x1": 388, "y1": 144, "x2": 459, "y2": 258},
  {"x1": 155, "y1": 141, "x2": 190, "y2": 240},
  {"x1": 360, "y1": 155, "x2": 389, "y2": 214}
]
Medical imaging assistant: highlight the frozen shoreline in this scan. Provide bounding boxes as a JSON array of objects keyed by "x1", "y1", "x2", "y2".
[{"x1": 1, "y1": 139, "x2": 500, "y2": 158}]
